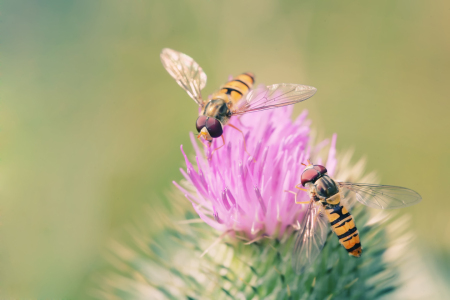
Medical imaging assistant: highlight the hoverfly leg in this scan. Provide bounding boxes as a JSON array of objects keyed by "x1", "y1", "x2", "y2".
[
  {"x1": 228, "y1": 123, "x2": 255, "y2": 162},
  {"x1": 284, "y1": 190, "x2": 310, "y2": 204},
  {"x1": 210, "y1": 135, "x2": 226, "y2": 160},
  {"x1": 235, "y1": 115, "x2": 251, "y2": 129},
  {"x1": 197, "y1": 134, "x2": 210, "y2": 149}
]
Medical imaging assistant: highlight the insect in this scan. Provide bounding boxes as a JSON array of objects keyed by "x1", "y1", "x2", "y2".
[
  {"x1": 285, "y1": 159, "x2": 422, "y2": 274},
  {"x1": 160, "y1": 48, "x2": 317, "y2": 157}
]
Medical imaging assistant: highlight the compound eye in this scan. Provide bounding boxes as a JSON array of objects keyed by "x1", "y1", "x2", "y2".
[
  {"x1": 301, "y1": 168, "x2": 320, "y2": 186},
  {"x1": 196, "y1": 116, "x2": 207, "y2": 132},
  {"x1": 205, "y1": 118, "x2": 223, "y2": 138},
  {"x1": 313, "y1": 165, "x2": 328, "y2": 175}
]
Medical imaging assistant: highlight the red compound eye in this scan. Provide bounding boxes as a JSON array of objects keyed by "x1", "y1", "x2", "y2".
[
  {"x1": 313, "y1": 164, "x2": 327, "y2": 175},
  {"x1": 205, "y1": 118, "x2": 223, "y2": 138},
  {"x1": 196, "y1": 116, "x2": 207, "y2": 133},
  {"x1": 301, "y1": 168, "x2": 320, "y2": 186}
]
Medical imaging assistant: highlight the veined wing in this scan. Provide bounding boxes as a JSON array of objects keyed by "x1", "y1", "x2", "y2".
[
  {"x1": 337, "y1": 182, "x2": 422, "y2": 210},
  {"x1": 292, "y1": 201, "x2": 329, "y2": 275},
  {"x1": 160, "y1": 48, "x2": 207, "y2": 106},
  {"x1": 231, "y1": 83, "x2": 316, "y2": 115}
]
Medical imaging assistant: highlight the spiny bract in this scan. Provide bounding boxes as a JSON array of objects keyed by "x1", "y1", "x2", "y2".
[{"x1": 91, "y1": 107, "x2": 409, "y2": 300}]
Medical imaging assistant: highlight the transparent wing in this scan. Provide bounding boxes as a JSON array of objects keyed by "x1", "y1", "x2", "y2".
[
  {"x1": 160, "y1": 48, "x2": 207, "y2": 106},
  {"x1": 232, "y1": 83, "x2": 316, "y2": 115},
  {"x1": 337, "y1": 185, "x2": 359, "y2": 210},
  {"x1": 292, "y1": 201, "x2": 329, "y2": 275},
  {"x1": 337, "y1": 182, "x2": 422, "y2": 210}
]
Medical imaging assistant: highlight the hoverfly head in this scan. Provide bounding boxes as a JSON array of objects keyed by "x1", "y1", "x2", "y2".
[
  {"x1": 300, "y1": 160, "x2": 328, "y2": 187},
  {"x1": 196, "y1": 116, "x2": 223, "y2": 141}
]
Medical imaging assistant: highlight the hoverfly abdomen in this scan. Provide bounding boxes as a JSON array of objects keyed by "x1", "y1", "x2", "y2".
[
  {"x1": 324, "y1": 199, "x2": 362, "y2": 257},
  {"x1": 215, "y1": 73, "x2": 255, "y2": 105}
]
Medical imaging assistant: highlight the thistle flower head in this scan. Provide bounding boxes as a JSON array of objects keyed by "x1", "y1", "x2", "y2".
[
  {"x1": 90, "y1": 102, "x2": 429, "y2": 300},
  {"x1": 174, "y1": 105, "x2": 337, "y2": 239}
]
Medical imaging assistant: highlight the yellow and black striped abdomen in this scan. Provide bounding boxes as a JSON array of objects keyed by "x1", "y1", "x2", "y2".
[
  {"x1": 212, "y1": 73, "x2": 255, "y2": 106},
  {"x1": 325, "y1": 202, "x2": 362, "y2": 257}
]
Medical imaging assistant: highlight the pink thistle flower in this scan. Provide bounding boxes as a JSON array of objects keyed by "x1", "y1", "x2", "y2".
[{"x1": 174, "y1": 105, "x2": 337, "y2": 239}]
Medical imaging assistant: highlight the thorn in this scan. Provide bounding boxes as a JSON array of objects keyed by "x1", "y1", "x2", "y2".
[
  {"x1": 344, "y1": 278, "x2": 359, "y2": 289},
  {"x1": 200, "y1": 230, "x2": 230, "y2": 258},
  {"x1": 244, "y1": 236, "x2": 265, "y2": 245},
  {"x1": 239, "y1": 277, "x2": 258, "y2": 294}
]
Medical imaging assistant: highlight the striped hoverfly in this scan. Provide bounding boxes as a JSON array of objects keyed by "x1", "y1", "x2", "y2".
[
  {"x1": 160, "y1": 48, "x2": 317, "y2": 157},
  {"x1": 285, "y1": 159, "x2": 422, "y2": 274}
]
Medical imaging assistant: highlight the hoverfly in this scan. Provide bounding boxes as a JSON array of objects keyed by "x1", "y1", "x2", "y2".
[
  {"x1": 285, "y1": 159, "x2": 422, "y2": 274},
  {"x1": 160, "y1": 48, "x2": 317, "y2": 157}
]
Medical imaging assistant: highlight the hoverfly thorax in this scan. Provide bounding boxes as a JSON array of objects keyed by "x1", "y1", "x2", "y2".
[
  {"x1": 301, "y1": 164, "x2": 339, "y2": 199},
  {"x1": 202, "y1": 98, "x2": 232, "y2": 125}
]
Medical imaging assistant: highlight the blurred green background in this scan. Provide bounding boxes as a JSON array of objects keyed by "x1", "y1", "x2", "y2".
[{"x1": 1, "y1": 0, "x2": 449, "y2": 298}]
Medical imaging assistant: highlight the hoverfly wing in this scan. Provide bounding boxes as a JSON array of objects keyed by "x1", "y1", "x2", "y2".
[
  {"x1": 337, "y1": 182, "x2": 422, "y2": 210},
  {"x1": 160, "y1": 48, "x2": 207, "y2": 106},
  {"x1": 231, "y1": 83, "x2": 316, "y2": 116},
  {"x1": 292, "y1": 201, "x2": 329, "y2": 275}
]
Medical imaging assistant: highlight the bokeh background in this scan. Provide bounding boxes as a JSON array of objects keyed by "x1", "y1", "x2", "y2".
[{"x1": 1, "y1": 0, "x2": 449, "y2": 299}]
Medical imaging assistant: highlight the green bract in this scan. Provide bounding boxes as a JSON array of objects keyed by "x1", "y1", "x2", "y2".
[{"x1": 90, "y1": 153, "x2": 408, "y2": 299}]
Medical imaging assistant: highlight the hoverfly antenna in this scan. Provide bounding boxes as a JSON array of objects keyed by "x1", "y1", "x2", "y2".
[
  {"x1": 307, "y1": 159, "x2": 312, "y2": 165},
  {"x1": 197, "y1": 132, "x2": 207, "y2": 140},
  {"x1": 301, "y1": 162, "x2": 307, "y2": 166}
]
